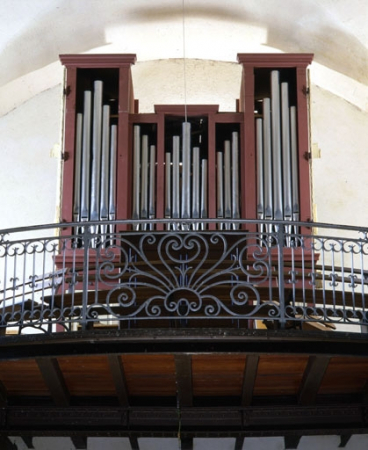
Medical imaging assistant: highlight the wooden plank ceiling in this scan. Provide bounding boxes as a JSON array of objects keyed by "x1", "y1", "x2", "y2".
[{"x1": 0, "y1": 329, "x2": 367, "y2": 441}]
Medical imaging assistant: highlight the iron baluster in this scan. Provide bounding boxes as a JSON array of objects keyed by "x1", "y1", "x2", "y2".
[{"x1": 277, "y1": 225, "x2": 286, "y2": 328}]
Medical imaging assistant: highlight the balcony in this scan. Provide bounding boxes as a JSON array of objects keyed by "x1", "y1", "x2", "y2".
[
  {"x1": 1, "y1": 219, "x2": 368, "y2": 444},
  {"x1": 1, "y1": 218, "x2": 368, "y2": 333}
]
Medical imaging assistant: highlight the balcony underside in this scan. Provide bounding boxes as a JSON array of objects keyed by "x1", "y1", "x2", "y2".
[{"x1": 0, "y1": 328, "x2": 368, "y2": 440}]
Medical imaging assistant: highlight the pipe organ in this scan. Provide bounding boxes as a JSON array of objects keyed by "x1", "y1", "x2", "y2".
[{"x1": 60, "y1": 53, "x2": 313, "y2": 238}]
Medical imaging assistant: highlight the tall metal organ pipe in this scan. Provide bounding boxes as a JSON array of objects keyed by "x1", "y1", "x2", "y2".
[
  {"x1": 181, "y1": 122, "x2": 191, "y2": 221},
  {"x1": 271, "y1": 70, "x2": 283, "y2": 221},
  {"x1": 100, "y1": 104, "x2": 111, "y2": 237},
  {"x1": 149, "y1": 145, "x2": 156, "y2": 226},
  {"x1": 231, "y1": 131, "x2": 240, "y2": 228},
  {"x1": 90, "y1": 80, "x2": 103, "y2": 230},
  {"x1": 73, "y1": 113, "x2": 83, "y2": 224},
  {"x1": 80, "y1": 90, "x2": 92, "y2": 222},
  {"x1": 108, "y1": 124, "x2": 117, "y2": 235},
  {"x1": 256, "y1": 118, "x2": 264, "y2": 226}
]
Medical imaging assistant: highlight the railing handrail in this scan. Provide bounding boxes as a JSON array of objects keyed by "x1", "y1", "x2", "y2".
[{"x1": 1, "y1": 218, "x2": 368, "y2": 237}]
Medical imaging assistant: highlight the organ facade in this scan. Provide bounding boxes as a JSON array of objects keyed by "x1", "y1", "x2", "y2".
[{"x1": 59, "y1": 53, "x2": 313, "y2": 235}]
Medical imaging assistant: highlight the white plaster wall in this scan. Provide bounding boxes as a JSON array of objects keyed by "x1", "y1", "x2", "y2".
[
  {"x1": 132, "y1": 59, "x2": 242, "y2": 113},
  {"x1": 0, "y1": 85, "x2": 62, "y2": 230},
  {"x1": 310, "y1": 85, "x2": 368, "y2": 227},
  {"x1": 10, "y1": 434, "x2": 368, "y2": 450}
]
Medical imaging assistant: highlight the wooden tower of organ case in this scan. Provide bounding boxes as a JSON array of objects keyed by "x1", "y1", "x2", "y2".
[{"x1": 59, "y1": 53, "x2": 313, "y2": 234}]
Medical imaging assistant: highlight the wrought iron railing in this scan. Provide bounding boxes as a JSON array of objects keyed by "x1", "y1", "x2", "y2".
[{"x1": 0, "y1": 219, "x2": 368, "y2": 334}]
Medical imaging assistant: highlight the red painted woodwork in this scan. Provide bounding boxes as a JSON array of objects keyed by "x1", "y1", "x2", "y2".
[
  {"x1": 237, "y1": 53, "x2": 314, "y2": 226},
  {"x1": 59, "y1": 54, "x2": 137, "y2": 235}
]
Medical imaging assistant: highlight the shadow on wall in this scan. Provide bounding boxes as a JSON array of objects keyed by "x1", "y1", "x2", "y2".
[{"x1": 1, "y1": 1, "x2": 367, "y2": 87}]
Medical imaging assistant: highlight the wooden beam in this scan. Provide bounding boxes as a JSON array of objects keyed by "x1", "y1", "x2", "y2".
[
  {"x1": 241, "y1": 355, "x2": 259, "y2": 406},
  {"x1": 107, "y1": 355, "x2": 130, "y2": 406},
  {"x1": 284, "y1": 436, "x2": 301, "y2": 449},
  {"x1": 175, "y1": 355, "x2": 193, "y2": 407},
  {"x1": 0, "y1": 404, "x2": 365, "y2": 436},
  {"x1": 71, "y1": 436, "x2": 87, "y2": 449},
  {"x1": 298, "y1": 355, "x2": 329, "y2": 405},
  {"x1": 180, "y1": 437, "x2": 193, "y2": 450},
  {"x1": 20, "y1": 437, "x2": 34, "y2": 449},
  {"x1": 362, "y1": 379, "x2": 368, "y2": 403},
  {"x1": 235, "y1": 436, "x2": 244, "y2": 450},
  {"x1": 0, "y1": 379, "x2": 8, "y2": 406},
  {"x1": 36, "y1": 357, "x2": 70, "y2": 406},
  {"x1": 129, "y1": 436, "x2": 139, "y2": 450},
  {"x1": 339, "y1": 435, "x2": 352, "y2": 448}
]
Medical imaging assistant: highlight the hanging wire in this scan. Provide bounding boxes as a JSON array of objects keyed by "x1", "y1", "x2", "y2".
[{"x1": 182, "y1": 0, "x2": 188, "y2": 123}]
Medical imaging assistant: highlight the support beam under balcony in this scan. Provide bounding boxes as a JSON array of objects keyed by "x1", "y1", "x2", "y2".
[
  {"x1": 234, "y1": 436, "x2": 244, "y2": 450},
  {"x1": 175, "y1": 355, "x2": 193, "y2": 407},
  {"x1": 0, "y1": 380, "x2": 7, "y2": 406},
  {"x1": 71, "y1": 436, "x2": 88, "y2": 449},
  {"x1": 298, "y1": 356, "x2": 330, "y2": 405},
  {"x1": 284, "y1": 435, "x2": 301, "y2": 449},
  {"x1": 129, "y1": 436, "x2": 140, "y2": 450},
  {"x1": 20, "y1": 436, "x2": 34, "y2": 449},
  {"x1": 339, "y1": 434, "x2": 352, "y2": 448},
  {"x1": 108, "y1": 355, "x2": 130, "y2": 406},
  {"x1": 36, "y1": 357, "x2": 70, "y2": 406},
  {"x1": 241, "y1": 355, "x2": 259, "y2": 406},
  {"x1": 180, "y1": 437, "x2": 193, "y2": 449}
]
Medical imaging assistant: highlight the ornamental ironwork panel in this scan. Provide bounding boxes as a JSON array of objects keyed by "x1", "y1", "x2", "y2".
[{"x1": 0, "y1": 219, "x2": 368, "y2": 333}]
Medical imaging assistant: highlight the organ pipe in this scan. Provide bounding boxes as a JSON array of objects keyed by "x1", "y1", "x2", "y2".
[
  {"x1": 224, "y1": 140, "x2": 232, "y2": 229},
  {"x1": 132, "y1": 125, "x2": 141, "y2": 223},
  {"x1": 281, "y1": 82, "x2": 292, "y2": 220},
  {"x1": 80, "y1": 90, "x2": 92, "y2": 222},
  {"x1": 290, "y1": 106, "x2": 299, "y2": 222},
  {"x1": 73, "y1": 113, "x2": 83, "y2": 223},
  {"x1": 165, "y1": 152, "x2": 171, "y2": 220},
  {"x1": 217, "y1": 151, "x2": 224, "y2": 220},
  {"x1": 100, "y1": 105, "x2": 111, "y2": 237},
  {"x1": 181, "y1": 122, "x2": 191, "y2": 220},
  {"x1": 149, "y1": 145, "x2": 156, "y2": 223},
  {"x1": 172, "y1": 136, "x2": 180, "y2": 220},
  {"x1": 263, "y1": 98, "x2": 273, "y2": 221},
  {"x1": 109, "y1": 124, "x2": 117, "y2": 235},
  {"x1": 271, "y1": 70, "x2": 283, "y2": 221},
  {"x1": 256, "y1": 118, "x2": 264, "y2": 222},
  {"x1": 140, "y1": 135, "x2": 149, "y2": 223},
  {"x1": 90, "y1": 81, "x2": 103, "y2": 227},
  {"x1": 231, "y1": 132, "x2": 240, "y2": 226},
  {"x1": 192, "y1": 146, "x2": 200, "y2": 228},
  {"x1": 200, "y1": 159, "x2": 208, "y2": 230}
]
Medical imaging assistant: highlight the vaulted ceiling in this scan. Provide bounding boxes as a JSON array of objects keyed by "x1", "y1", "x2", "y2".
[{"x1": 0, "y1": 0, "x2": 367, "y2": 88}]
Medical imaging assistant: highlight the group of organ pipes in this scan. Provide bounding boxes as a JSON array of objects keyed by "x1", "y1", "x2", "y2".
[
  {"x1": 72, "y1": 70, "x2": 301, "y2": 241},
  {"x1": 73, "y1": 80, "x2": 117, "y2": 237},
  {"x1": 256, "y1": 70, "x2": 300, "y2": 237},
  {"x1": 132, "y1": 123, "x2": 240, "y2": 230}
]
